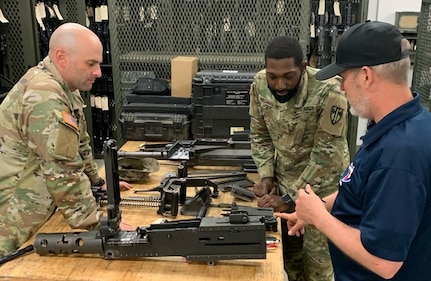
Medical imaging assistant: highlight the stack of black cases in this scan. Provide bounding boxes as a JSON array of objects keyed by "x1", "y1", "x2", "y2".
[
  {"x1": 120, "y1": 94, "x2": 193, "y2": 141},
  {"x1": 191, "y1": 70, "x2": 256, "y2": 139}
]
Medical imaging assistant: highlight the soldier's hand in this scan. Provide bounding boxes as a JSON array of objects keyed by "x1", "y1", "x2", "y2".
[
  {"x1": 119, "y1": 181, "x2": 133, "y2": 190},
  {"x1": 257, "y1": 194, "x2": 289, "y2": 212},
  {"x1": 253, "y1": 177, "x2": 276, "y2": 197},
  {"x1": 101, "y1": 181, "x2": 133, "y2": 191},
  {"x1": 120, "y1": 220, "x2": 135, "y2": 231}
]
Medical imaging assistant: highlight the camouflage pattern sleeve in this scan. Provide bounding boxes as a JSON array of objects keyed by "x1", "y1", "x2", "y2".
[
  {"x1": 80, "y1": 131, "x2": 100, "y2": 185},
  {"x1": 290, "y1": 82, "x2": 350, "y2": 198},
  {"x1": 249, "y1": 72, "x2": 275, "y2": 179},
  {"x1": 74, "y1": 93, "x2": 100, "y2": 185},
  {"x1": 24, "y1": 84, "x2": 100, "y2": 229}
]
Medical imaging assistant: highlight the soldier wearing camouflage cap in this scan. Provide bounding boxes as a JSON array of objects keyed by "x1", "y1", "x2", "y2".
[
  {"x1": 249, "y1": 35, "x2": 350, "y2": 281},
  {"x1": 0, "y1": 23, "x2": 132, "y2": 257}
]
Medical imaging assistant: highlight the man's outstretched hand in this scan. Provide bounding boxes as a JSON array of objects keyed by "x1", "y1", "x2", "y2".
[{"x1": 274, "y1": 212, "x2": 306, "y2": 237}]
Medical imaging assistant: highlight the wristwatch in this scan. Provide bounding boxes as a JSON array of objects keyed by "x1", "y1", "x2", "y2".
[
  {"x1": 93, "y1": 177, "x2": 106, "y2": 187},
  {"x1": 281, "y1": 193, "x2": 296, "y2": 213}
]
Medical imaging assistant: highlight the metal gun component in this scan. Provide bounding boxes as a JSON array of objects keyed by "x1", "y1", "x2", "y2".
[
  {"x1": 118, "y1": 135, "x2": 257, "y2": 171},
  {"x1": 125, "y1": 195, "x2": 160, "y2": 201},
  {"x1": 222, "y1": 204, "x2": 278, "y2": 232},
  {"x1": 230, "y1": 185, "x2": 255, "y2": 202},
  {"x1": 151, "y1": 173, "x2": 219, "y2": 217},
  {"x1": 92, "y1": 185, "x2": 161, "y2": 208},
  {"x1": 133, "y1": 161, "x2": 254, "y2": 217},
  {"x1": 217, "y1": 177, "x2": 254, "y2": 192},
  {"x1": 35, "y1": 215, "x2": 266, "y2": 263},
  {"x1": 34, "y1": 139, "x2": 267, "y2": 264},
  {"x1": 99, "y1": 196, "x2": 161, "y2": 208},
  {"x1": 181, "y1": 186, "x2": 212, "y2": 218},
  {"x1": 0, "y1": 245, "x2": 34, "y2": 265},
  {"x1": 155, "y1": 165, "x2": 219, "y2": 217}
]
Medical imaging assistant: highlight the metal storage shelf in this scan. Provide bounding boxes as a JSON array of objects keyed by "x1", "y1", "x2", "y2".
[{"x1": 119, "y1": 52, "x2": 264, "y2": 65}]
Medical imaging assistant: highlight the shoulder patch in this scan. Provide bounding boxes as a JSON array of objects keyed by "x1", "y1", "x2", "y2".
[
  {"x1": 320, "y1": 92, "x2": 348, "y2": 136},
  {"x1": 48, "y1": 110, "x2": 80, "y2": 160},
  {"x1": 62, "y1": 111, "x2": 78, "y2": 131},
  {"x1": 330, "y1": 106, "x2": 344, "y2": 125}
]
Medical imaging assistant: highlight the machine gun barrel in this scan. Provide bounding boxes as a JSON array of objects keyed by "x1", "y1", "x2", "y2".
[{"x1": 34, "y1": 232, "x2": 103, "y2": 256}]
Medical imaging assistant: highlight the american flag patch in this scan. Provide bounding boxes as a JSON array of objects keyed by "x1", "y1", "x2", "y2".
[{"x1": 62, "y1": 111, "x2": 78, "y2": 130}]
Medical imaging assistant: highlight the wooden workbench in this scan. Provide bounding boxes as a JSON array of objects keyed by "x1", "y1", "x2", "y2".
[{"x1": 0, "y1": 141, "x2": 285, "y2": 281}]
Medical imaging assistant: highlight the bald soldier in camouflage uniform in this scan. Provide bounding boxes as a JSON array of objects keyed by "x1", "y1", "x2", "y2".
[
  {"x1": 250, "y1": 36, "x2": 350, "y2": 281},
  {"x1": 0, "y1": 23, "x2": 132, "y2": 257}
]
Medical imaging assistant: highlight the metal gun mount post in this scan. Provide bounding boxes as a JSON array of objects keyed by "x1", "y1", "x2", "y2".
[{"x1": 100, "y1": 139, "x2": 122, "y2": 238}]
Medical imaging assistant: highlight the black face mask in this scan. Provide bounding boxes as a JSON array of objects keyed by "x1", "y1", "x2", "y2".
[{"x1": 268, "y1": 73, "x2": 302, "y2": 103}]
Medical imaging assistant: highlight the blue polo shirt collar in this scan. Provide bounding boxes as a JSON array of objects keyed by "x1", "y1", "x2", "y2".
[{"x1": 360, "y1": 93, "x2": 422, "y2": 149}]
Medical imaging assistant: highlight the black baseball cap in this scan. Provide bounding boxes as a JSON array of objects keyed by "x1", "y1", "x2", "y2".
[{"x1": 315, "y1": 20, "x2": 410, "y2": 81}]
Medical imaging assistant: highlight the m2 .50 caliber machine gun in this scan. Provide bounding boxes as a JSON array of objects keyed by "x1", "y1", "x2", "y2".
[{"x1": 34, "y1": 140, "x2": 267, "y2": 264}]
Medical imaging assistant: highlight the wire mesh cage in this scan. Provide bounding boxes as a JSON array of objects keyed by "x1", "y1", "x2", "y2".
[
  {"x1": 108, "y1": 0, "x2": 311, "y2": 144},
  {"x1": 0, "y1": 0, "x2": 368, "y2": 152},
  {"x1": 0, "y1": 0, "x2": 85, "y2": 84},
  {"x1": 109, "y1": 0, "x2": 310, "y2": 78},
  {"x1": 412, "y1": 0, "x2": 431, "y2": 110},
  {"x1": 0, "y1": 0, "x2": 39, "y2": 84}
]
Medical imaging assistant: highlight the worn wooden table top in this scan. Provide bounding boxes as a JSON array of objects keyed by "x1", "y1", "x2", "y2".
[{"x1": 0, "y1": 141, "x2": 284, "y2": 281}]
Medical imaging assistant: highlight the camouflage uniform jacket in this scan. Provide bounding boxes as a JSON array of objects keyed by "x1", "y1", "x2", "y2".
[
  {"x1": 0, "y1": 56, "x2": 101, "y2": 255},
  {"x1": 249, "y1": 66, "x2": 350, "y2": 199}
]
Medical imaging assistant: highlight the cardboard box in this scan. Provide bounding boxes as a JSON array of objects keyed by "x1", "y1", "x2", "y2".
[{"x1": 171, "y1": 56, "x2": 198, "y2": 97}]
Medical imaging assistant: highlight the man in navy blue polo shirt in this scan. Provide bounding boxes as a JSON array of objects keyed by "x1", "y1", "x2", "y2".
[{"x1": 276, "y1": 20, "x2": 431, "y2": 281}]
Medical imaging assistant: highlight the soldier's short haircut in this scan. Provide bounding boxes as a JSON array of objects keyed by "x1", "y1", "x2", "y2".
[{"x1": 264, "y1": 36, "x2": 304, "y2": 68}]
